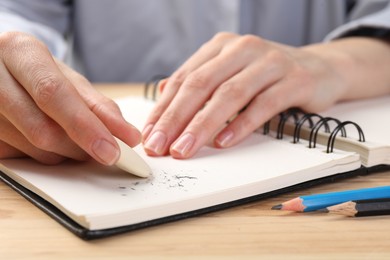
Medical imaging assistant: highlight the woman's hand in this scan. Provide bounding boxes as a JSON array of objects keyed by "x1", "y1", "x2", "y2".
[
  {"x1": 142, "y1": 32, "x2": 390, "y2": 159},
  {"x1": 0, "y1": 32, "x2": 141, "y2": 165}
]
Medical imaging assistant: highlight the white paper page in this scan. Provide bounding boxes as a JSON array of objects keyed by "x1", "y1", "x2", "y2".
[
  {"x1": 0, "y1": 97, "x2": 361, "y2": 230},
  {"x1": 322, "y1": 96, "x2": 390, "y2": 145}
]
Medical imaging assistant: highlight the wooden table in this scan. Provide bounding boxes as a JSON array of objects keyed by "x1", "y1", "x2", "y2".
[{"x1": 1, "y1": 84, "x2": 390, "y2": 259}]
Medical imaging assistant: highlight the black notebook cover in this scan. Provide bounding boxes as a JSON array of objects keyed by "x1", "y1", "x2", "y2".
[{"x1": 1, "y1": 165, "x2": 386, "y2": 240}]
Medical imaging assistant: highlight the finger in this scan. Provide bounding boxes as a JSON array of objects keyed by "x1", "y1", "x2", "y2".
[
  {"x1": 142, "y1": 32, "x2": 237, "y2": 140},
  {"x1": 2, "y1": 34, "x2": 120, "y2": 165},
  {"x1": 0, "y1": 62, "x2": 88, "y2": 161},
  {"x1": 158, "y1": 78, "x2": 168, "y2": 94},
  {"x1": 0, "y1": 139, "x2": 25, "y2": 159},
  {"x1": 141, "y1": 78, "x2": 169, "y2": 140},
  {"x1": 213, "y1": 45, "x2": 316, "y2": 148},
  {"x1": 0, "y1": 117, "x2": 66, "y2": 164},
  {"x1": 169, "y1": 57, "x2": 284, "y2": 158},
  {"x1": 55, "y1": 59, "x2": 142, "y2": 148},
  {"x1": 215, "y1": 78, "x2": 302, "y2": 148},
  {"x1": 143, "y1": 36, "x2": 253, "y2": 156}
]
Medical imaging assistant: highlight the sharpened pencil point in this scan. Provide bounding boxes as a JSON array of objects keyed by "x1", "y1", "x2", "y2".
[{"x1": 271, "y1": 204, "x2": 282, "y2": 210}]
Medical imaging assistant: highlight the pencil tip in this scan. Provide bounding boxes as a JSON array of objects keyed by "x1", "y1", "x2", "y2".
[{"x1": 271, "y1": 204, "x2": 282, "y2": 210}]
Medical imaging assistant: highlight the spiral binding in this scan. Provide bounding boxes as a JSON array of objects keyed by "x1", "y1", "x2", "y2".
[
  {"x1": 262, "y1": 109, "x2": 365, "y2": 153},
  {"x1": 326, "y1": 121, "x2": 365, "y2": 153},
  {"x1": 276, "y1": 108, "x2": 301, "y2": 140},
  {"x1": 263, "y1": 121, "x2": 271, "y2": 135},
  {"x1": 308, "y1": 117, "x2": 346, "y2": 149},
  {"x1": 293, "y1": 113, "x2": 326, "y2": 143}
]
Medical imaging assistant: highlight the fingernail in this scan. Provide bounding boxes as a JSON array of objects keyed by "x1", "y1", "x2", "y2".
[
  {"x1": 142, "y1": 123, "x2": 154, "y2": 141},
  {"x1": 144, "y1": 131, "x2": 167, "y2": 155},
  {"x1": 215, "y1": 130, "x2": 234, "y2": 147},
  {"x1": 92, "y1": 139, "x2": 120, "y2": 165},
  {"x1": 171, "y1": 133, "x2": 195, "y2": 157}
]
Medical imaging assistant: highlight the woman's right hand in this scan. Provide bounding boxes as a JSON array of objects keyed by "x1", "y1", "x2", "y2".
[{"x1": 0, "y1": 32, "x2": 141, "y2": 165}]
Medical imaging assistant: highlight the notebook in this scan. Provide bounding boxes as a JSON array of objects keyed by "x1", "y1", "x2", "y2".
[{"x1": 1, "y1": 87, "x2": 389, "y2": 240}]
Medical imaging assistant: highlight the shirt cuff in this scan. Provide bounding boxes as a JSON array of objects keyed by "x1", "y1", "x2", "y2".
[
  {"x1": 0, "y1": 11, "x2": 68, "y2": 59},
  {"x1": 324, "y1": 5, "x2": 390, "y2": 41}
]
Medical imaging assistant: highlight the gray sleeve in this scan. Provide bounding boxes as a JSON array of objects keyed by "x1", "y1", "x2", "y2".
[
  {"x1": 0, "y1": 0, "x2": 72, "y2": 59},
  {"x1": 325, "y1": 0, "x2": 390, "y2": 41}
]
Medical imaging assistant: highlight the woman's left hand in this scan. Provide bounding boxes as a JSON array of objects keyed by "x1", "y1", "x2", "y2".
[{"x1": 141, "y1": 32, "x2": 390, "y2": 158}]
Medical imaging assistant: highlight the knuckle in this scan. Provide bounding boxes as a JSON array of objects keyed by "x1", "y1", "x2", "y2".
[
  {"x1": 169, "y1": 69, "x2": 187, "y2": 87},
  {"x1": 27, "y1": 119, "x2": 59, "y2": 150},
  {"x1": 215, "y1": 81, "x2": 243, "y2": 101},
  {"x1": 236, "y1": 114, "x2": 259, "y2": 133},
  {"x1": 0, "y1": 31, "x2": 45, "y2": 58},
  {"x1": 253, "y1": 94, "x2": 280, "y2": 113},
  {"x1": 105, "y1": 98, "x2": 121, "y2": 113},
  {"x1": 264, "y1": 49, "x2": 286, "y2": 64},
  {"x1": 154, "y1": 109, "x2": 191, "y2": 139},
  {"x1": 183, "y1": 72, "x2": 209, "y2": 91},
  {"x1": 91, "y1": 97, "x2": 120, "y2": 115},
  {"x1": 32, "y1": 74, "x2": 64, "y2": 108},
  {"x1": 212, "y1": 32, "x2": 236, "y2": 43},
  {"x1": 0, "y1": 31, "x2": 28, "y2": 50},
  {"x1": 237, "y1": 34, "x2": 265, "y2": 48},
  {"x1": 66, "y1": 109, "x2": 89, "y2": 138},
  {"x1": 159, "y1": 109, "x2": 183, "y2": 128},
  {"x1": 222, "y1": 35, "x2": 265, "y2": 58}
]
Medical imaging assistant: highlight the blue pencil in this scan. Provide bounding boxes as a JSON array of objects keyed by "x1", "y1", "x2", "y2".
[{"x1": 272, "y1": 186, "x2": 390, "y2": 212}]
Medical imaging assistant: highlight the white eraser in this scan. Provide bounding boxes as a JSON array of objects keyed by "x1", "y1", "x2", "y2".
[{"x1": 114, "y1": 137, "x2": 151, "y2": 178}]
